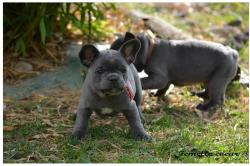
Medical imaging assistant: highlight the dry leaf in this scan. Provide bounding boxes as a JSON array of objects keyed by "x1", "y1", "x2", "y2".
[
  {"x1": 3, "y1": 126, "x2": 16, "y2": 132},
  {"x1": 42, "y1": 119, "x2": 55, "y2": 127},
  {"x1": 32, "y1": 134, "x2": 50, "y2": 139},
  {"x1": 30, "y1": 133, "x2": 63, "y2": 140}
]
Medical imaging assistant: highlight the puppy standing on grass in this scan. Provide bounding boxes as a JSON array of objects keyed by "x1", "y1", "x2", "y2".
[
  {"x1": 72, "y1": 39, "x2": 149, "y2": 140},
  {"x1": 111, "y1": 32, "x2": 239, "y2": 112}
]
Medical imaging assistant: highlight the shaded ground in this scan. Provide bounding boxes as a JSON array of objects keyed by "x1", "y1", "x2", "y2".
[
  {"x1": 3, "y1": 83, "x2": 248, "y2": 163},
  {"x1": 3, "y1": 43, "x2": 110, "y2": 99},
  {"x1": 3, "y1": 3, "x2": 249, "y2": 163}
]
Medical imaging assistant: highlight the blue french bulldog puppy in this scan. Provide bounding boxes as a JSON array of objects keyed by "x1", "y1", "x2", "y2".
[
  {"x1": 72, "y1": 39, "x2": 149, "y2": 140},
  {"x1": 111, "y1": 32, "x2": 239, "y2": 111}
]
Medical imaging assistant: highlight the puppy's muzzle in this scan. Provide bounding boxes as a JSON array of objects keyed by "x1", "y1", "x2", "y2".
[{"x1": 107, "y1": 73, "x2": 119, "y2": 83}]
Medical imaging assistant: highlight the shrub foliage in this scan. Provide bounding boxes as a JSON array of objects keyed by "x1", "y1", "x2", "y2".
[{"x1": 3, "y1": 3, "x2": 115, "y2": 56}]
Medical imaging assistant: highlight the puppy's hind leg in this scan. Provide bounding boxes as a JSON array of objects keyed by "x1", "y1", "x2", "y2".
[
  {"x1": 154, "y1": 83, "x2": 171, "y2": 97},
  {"x1": 196, "y1": 73, "x2": 230, "y2": 111},
  {"x1": 137, "y1": 106, "x2": 146, "y2": 123},
  {"x1": 133, "y1": 72, "x2": 145, "y2": 122},
  {"x1": 72, "y1": 111, "x2": 77, "y2": 121}
]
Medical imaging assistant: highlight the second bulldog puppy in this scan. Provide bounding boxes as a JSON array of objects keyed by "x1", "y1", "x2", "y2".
[
  {"x1": 72, "y1": 39, "x2": 149, "y2": 140},
  {"x1": 111, "y1": 32, "x2": 239, "y2": 112}
]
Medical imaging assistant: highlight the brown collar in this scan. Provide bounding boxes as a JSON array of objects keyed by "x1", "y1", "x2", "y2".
[{"x1": 146, "y1": 38, "x2": 155, "y2": 63}]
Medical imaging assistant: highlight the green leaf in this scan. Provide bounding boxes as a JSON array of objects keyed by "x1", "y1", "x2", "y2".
[
  {"x1": 80, "y1": 7, "x2": 86, "y2": 30},
  {"x1": 66, "y1": 3, "x2": 70, "y2": 15},
  {"x1": 44, "y1": 15, "x2": 55, "y2": 37},
  {"x1": 15, "y1": 38, "x2": 27, "y2": 56},
  {"x1": 60, "y1": 14, "x2": 66, "y2": 35},
  {"x1": 39, "y1": 17, "x2": 46, "y2": 45},
  {"x1": 68, "y1": 14, "x2": 81, "y2": 29}
]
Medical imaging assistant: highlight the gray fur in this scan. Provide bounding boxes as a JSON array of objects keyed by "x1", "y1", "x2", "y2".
[
  {"x1": 72, "y1": 39, "x2": 149, "y2": 140},
  {"x1": 111, "y1": 32, "x2": 239, "y2": 111}
]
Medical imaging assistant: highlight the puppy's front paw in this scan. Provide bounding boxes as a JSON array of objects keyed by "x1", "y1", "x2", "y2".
[
  {"x1": 196, "y1": 101, "x2": 217, "y2": 112},
  {"x1": 72, "y1": 130, "x2": 86, "y2": 140},
  {"x1": 134, "y1": 132, "x2": 150, "y2": 141},
  {"x1": 196, "y1": 103, "x2": 209, "y2": 111}
]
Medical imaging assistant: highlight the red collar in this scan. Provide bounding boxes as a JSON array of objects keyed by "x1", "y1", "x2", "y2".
[{"x1": 124, "y1": 84, "x2": 135, "y2": 101}]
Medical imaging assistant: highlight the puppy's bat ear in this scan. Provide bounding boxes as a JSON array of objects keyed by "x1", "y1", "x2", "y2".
[
  {"x1": 110, "y1": 37, "x2": 124, "y2": 50},
  {"x1": 120, "y1": 39, "x2": 141, "y2": 64},
  {"x1": 124, "y1": 32, "x2": 136, "y2": 42},
  {"x1": 79, "y1": 44, "x2": 99, "y2": 67},
  {"x1": 110, "y1": 32, "x2": 135, "y2": 50}
]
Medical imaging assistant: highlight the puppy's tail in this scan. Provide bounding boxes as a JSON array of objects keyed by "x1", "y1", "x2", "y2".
[
  {"x1": 229, "y1": 47, "x2": 239, "y2": 60},
  {"x1": 228, "y1": 48, "x2": 241, "y2": 82}
]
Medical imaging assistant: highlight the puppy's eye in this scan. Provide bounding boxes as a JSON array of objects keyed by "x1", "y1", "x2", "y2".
[
  {"x1": 121, "y1": 68, "x2": 127, "y2": 73},
  {"x1": 96, "y1": 68, "x2": 105, "y2": 74}
]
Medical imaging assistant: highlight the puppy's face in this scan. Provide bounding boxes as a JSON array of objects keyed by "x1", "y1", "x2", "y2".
[
  {"x1": 79, "y1": 39, "x2": 141, "y2": 97},
  {"x1": 91, "y1": 50, "x2": 128, "y2": 96}
]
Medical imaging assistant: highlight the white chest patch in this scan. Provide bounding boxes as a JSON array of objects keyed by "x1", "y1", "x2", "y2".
[{"x1": 101, "y1": 107, "x2": 113, "y2": 114}]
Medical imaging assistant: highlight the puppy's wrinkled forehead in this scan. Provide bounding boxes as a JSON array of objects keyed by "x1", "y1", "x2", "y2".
[{"x1": 97, "y1": 49, "x2": 126, "y2": 67}]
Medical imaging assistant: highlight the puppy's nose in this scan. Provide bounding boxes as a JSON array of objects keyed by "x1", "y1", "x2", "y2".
[{"x1": 108, "y1": 74, "x2": 119, "y2": 82}]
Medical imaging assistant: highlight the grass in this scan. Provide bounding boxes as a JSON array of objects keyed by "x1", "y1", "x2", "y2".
[{"x1": 3, "y1": 81, "x2": 249, "y2": 163}]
